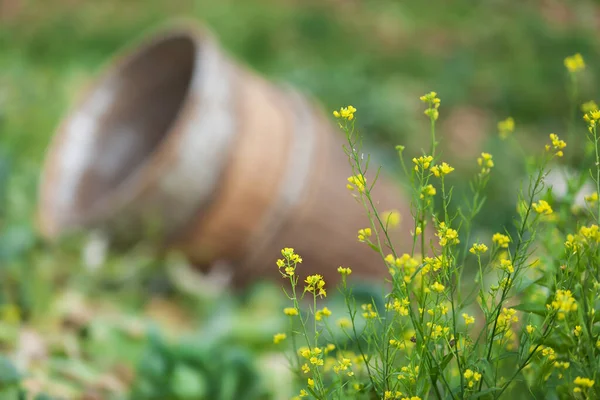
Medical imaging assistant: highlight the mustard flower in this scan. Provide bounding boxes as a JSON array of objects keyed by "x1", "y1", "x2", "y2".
[
  {"x1": 315, "y1": 306, "x2": 332, "y2": 321},
  {"x1": 333, "y1": 105, "x2": 357, "y2": 120},
  {"x1": 431, "y1": 281, "x2": 445, "y2": 293},
  {"x1": 430, "y1": 162, "x2": 455, "y2": 177},
  {"x1": 436, "y1": 222, "x2": 460, "y2": 246},
  {"x1": 426, "y1": 322, "x2": 449, "y2": 340},
  {"x1": 564, "y1": 53, "x2": 585, "y2": 73},
  {"x1": 582, "y1": 100, "x2": 598, "y2": 113},
  {"x1": 337, "y1": 266, "x2": 352, "y2": 276},
  {"x1": 497, "y1": 308, "x2": 518, "y2": 331},
  {"x1": 545, "y1": 133, "x2": 566, "y2": 157},
  {"x1": 333, "y1": 358, "x2": 352, "y2": 375},
  {"x1": 304, "y1": 274, "x2": 326, "y2": 297},
  {"x1": 273, "y1": 333, "x2": 287, "y2": 344},
  {"x1": 477, "y1": 152, "x2": 494, "y2": 175},
  {"x1": 413, "y1": 155, "x2": 433, "y2": 173},
  {"x1": 420, "y1": 184, "x2": 436, "y2": 199},
  {"x1": 347, "y1": 174, "x2": 366, "y2": 192},
  {"x1": 362, "y1": 303, "x2": 378, "y2": 319},
  {"x1": 423, "y1": 255, "x2": 444, "y2": 273},
  {"x1": 550, "y1": 289, "x2": 578, "y2": 319},
  {"x1": 284, "y1": 307, "x2": 298, "y2": 316},
  {"x1": 584, "y1": 109, "x2": 600, "y2": 132},
  {"x1": 574, "y1": 376, "x2": 595, "y2": 390},
  {"x1": 382, "y1": 210, "x2": 401, "y2": 228},
  {"x1": 526, "y1": 325, "x2": 534, "y2": 334},
  {"x1": 337, "y1": 317, "x2": 351, "y2": 328},
  {"x1": 357, "y1": 228, "x2": 372, "y2": 242},
  {"x1": 499, "y1": 259, "x2": 514, "y2": 274},
  {"x1": 492, "y1": 233, "x2": 511, "y2": 248},
  {"x1": 469, "y1": 243, "x2": 488, "y2": 255},
  {"x1": 464, "y1": 369, "x2": 482, "y2": 388},
  {"x1": 462, "y1": 313, "x2": 475, "y2": 326},
  {"x1": 420, "y1": 91, "x2": 441, "y2": 121},
  {"x1": 307, "y1": 378, "x2": 314, "y2": 388},
  {"x1": 498, "y1": 117, "x2": 515, "y2": 140},
  {"x1": 585, "y1": 192, "x2": 598, "y2": 203},
  {"x1": 574, "y1": 325, "x2": 582, "y2": 337},
  {"x1": 414, "y1": 226, "x2": 422, "y2": 236},
  {"x1": 301, "y1": 363, "x2": 310, "y2": 374},
  {"x1": 532, "y1": 199, "x2": 553, "y2": 215}
]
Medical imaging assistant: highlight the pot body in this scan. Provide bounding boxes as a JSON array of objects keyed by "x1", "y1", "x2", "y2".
[{"x1": 37, "y1": 22, "x2": 414, "y2": 287}]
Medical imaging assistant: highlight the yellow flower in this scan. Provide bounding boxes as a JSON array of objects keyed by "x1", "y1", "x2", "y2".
[
  {"x1": 362, "y1": 303, "x2": 378, "y2": 319},
  {"x1": 582, "y1": 100, "x2": 598, "y2": 113},
  {"x1": 337, "y1": 266, "x2": 352, "y2": 276},
  {"x1": 299, "y1": 389, "x2": 308, "y2": 397},
  {"x1": 357, "y1": 228, "x2": 372, "y2": 242},
  {"x1": 420, "y1": 91, "x2": 441, "y2": 121},
  {"x1": 420, "y1": 184, "x2": 437, "y2": 199},
  {"x1": 526, "y1": 325, "x2": 534, "y2": 334},
  {"x1": 415, "y1": 226, "x2": 422, "y2": 236},
  {"x1": 469, "y1": 243, "x2": 488, "y2": 255},
  {"x1": 532, "y1": 200, "x2": 553, "y2": 215},
  {"x1": 564, "y1": 53, "x2": 585, "y2": 73},
  {"x1": 413, "y1": 155, "x2": 434, "y2": 173},
  {"x1": 304, "y1": 274, "x2": 327, "y2": 297},
  {"x1": 382, "y1": 210, "x2": 401, "y2": 228},
  {"x1": 430, "y1": 162, "x2": 455, "y2": 177},
  {"x1": 315, "y1": 307, "x2": 332, "y2": 321},
  {"x1": 498, "y1": 117, "x2": 515, "y2": 139},
  {"x1": 574, "y1": 325, "x2": 582, "y2": 337},
  {"x1": 273, "y1": 333, "x2": 287, "y2": 344},
  {"x1": 477, "y1": 152, "x2": 494, "y2": 175},
  {"x1": 284, "y1": 307, "x2": 299, "y2": 316},
  {"x1": 492, "y1": 233, "x2": 511, "y2": 248},
  {"x1": 585, "y1": 192, "x2": 598, "y2": 203},
  {"x1": 333, "y1": 105, "x2": 357, "y2": 120},
  {"x1": 584, "y1": 109, "x2": 600, "y2": 132},
  {"x1": 551, "y1": 289, "x2": 578, "y2": 319},
  {"x1": 431, "y1": 281, "x2": 445, "y2": 293},
  {"x1": 574, "y1": 376, "x2": 595, "y2": 392},
  {"x1": 462, "y1": 313, "x2": 475, "y2": 326},
  {"x1": 301, "y1": 363, "x2": 310, "y2": 374},
  {"x1": 307, "y1": 378, "x2": 314, "y2": 388},
  {"x1": 545, "y1": 133, "x2": 566, "y2": 157},
  {"x1": 499, "y1": 259, "x2": 514, "y2": 274},
  {"x1": 337, "y1": 317, "x2": 351, "y2": 328},
  {"x1": 436, "y1": 222, "x2": 460, "y2": 246},
  {"x1": 347, "y1": 174, "x2": 367, "y2": 192}
]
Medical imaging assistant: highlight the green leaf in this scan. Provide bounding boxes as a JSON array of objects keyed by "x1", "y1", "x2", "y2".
[
  {"x1": 170, "y1": 363, "x2": 207, "y2": 400},
  {"x1": 470, "y1": 387, "x2": 501, "y2": 399}
]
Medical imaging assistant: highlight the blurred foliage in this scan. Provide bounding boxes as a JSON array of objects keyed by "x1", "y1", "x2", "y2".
[{"x1": 1, "y1": 0, "x2": 600, "y2": 398}]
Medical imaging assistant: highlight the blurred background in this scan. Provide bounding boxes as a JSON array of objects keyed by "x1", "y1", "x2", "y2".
[{"x1": 0, "y1": 0, "x2": 599, "y2": 398}]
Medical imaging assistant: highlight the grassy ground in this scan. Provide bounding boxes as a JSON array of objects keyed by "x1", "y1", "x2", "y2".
[{"x1": 1, "y1": 0, "x2": 600, "y2": 398}]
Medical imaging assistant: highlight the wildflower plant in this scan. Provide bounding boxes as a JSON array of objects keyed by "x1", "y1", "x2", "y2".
[{"x1": 276, "y1": 54, "x2": 600, "y2": 399}]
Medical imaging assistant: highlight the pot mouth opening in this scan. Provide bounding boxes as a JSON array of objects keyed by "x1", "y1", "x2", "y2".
[{"x1": 49, "y1": 32, "x2": 197, "y2": 228}]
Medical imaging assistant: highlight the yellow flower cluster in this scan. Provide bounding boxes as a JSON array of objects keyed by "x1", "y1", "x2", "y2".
[
  {"x1": 496, "y1": 308, "x2": 518, "y2": 331},
  {"x1": 573, "y1": 325, "x2": 582, "y2": 337},
  {"x1": 463, "y1": 369, "x2": 482, "y2": 388},
  {"x1": 385, "y1": 253, "x2": 419, "y2": 282},
  {"x1": 426, "y1": 322, "x2": 450, "y2": 340},
  {"x1": 492, "y1": 233, "x2": 511, "y2": 248},
  {"x1": 565, "y1": 224, "x2": 600, "y2": 253},
  {"x1": 362, "y1": 303, "x2": 378, "y2": 319},
  {"x1": 499, "y1": 258, "x2": 514, "y2": 274},
  {"x1": 420, "y1": 184, "x2": 436, "y2": 199},
  {"x1": 315, "y1": 307, "x2": 332, "y2": 321},
  {"x1": 532, "y1": 199, "x2": 553, "y2": 215},
  {"x1": 498, "y1": 117, "x2": 515, "y2": 140},
  {"x1": 564, "y1": 53, "x2": 585, "y2": 73},
  {"x1": 430, "y1": 281, "x2": 445, "y2": 293},
  {"x1": 585, "y1": 192, "x2": 598, "y2": 203},
  {"x1": 273, "y1": 333, "x2": 287, "y2": 344},
  {"x1": 436, "y1": 222, "x2": 460, "y2": 246},
  {"x1": 399, "y1": 365, "x2": 420, "y2": 383},
  {"x1": 462, "y1": 313, "x2": 475, "y2": 326},
  {"x1": 384, "y1": 391, "x2": 404, "y2": 400},
  {"x1": 304, "y1": 274, "x2": 327, "y2": 297},
  {"x1": 574, "y1": 377, "x2": 595, "y2": 393},
  {"x1": 584, "y1": 109, "x2": 600, "y2": 133},
  {"x1": 526, "y1": 324, "x2": 535, "y2": 334},
  {"x1": 420, "y1": 91, "x2": 441, "y2": 121},
  {"x1": 413, "y1": 155, "x2": 433, "y2": 173},
  {"x1": 357, "y1": 227, "x2": 372, "y2": 242},
  {"x1": 332, "y1": 358, "x2": 353, "y2": 376},
  {"x1": 431, "y1": 162, "x2": 455, "y2": 177},
  {"x1": 284, "y1": 307, "x2": 299, "y2": 316},
  {"x1": 337, "y1": 266, "x2": 352, "y2": 276},
  {"x1": 299, "y1": 346, "x2": 324, "y2": 366},
  {"x1": 545, "y1": 133, "x2": 566, "y2": 157},
  {"x1": 541, "y1": 346, "x2": 556, "y2": 360},
  {"x1": 337, "y1": 317, "x2": 351, "y2": 328},
  {"x1": 386, "y1": 297, "x2": 410, "y2": 316},
  {"x1": 550, "y1": 289, "x2": 578, "y2": 320},
  {"x1": 469, "y1": 243, "x2": 488, "y2": 255},
  {"x1": 582, "y1": 100, "x2": 598, "y2": 113},
  {"x1": 333, "y1": 105, "x2": 357, "y2": 120},
  {"x1": 277, "y1": 247, "x2": 302, "y2": 277},
  {"x1": 347, "y1": 174, "x2": 367, "y2": 192},
  {"x1": 423, "y1": 255, "x2": 444, "y2": 273},
  {"x1": 477, "y1": 152, "x2": 494, "y2": 175},
  {"x1": 382, "y1": 210, "x2": 401, "y2": 228}
]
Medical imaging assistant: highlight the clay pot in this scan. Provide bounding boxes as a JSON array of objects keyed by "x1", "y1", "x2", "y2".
[{"x1": 37, "y1": 21, "x2": 413, "y2": 287}]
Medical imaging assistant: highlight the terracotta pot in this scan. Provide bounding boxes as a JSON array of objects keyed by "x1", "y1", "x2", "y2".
[{"x1": 37, "y1": 21, "x2": 413, "y2": 287}]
